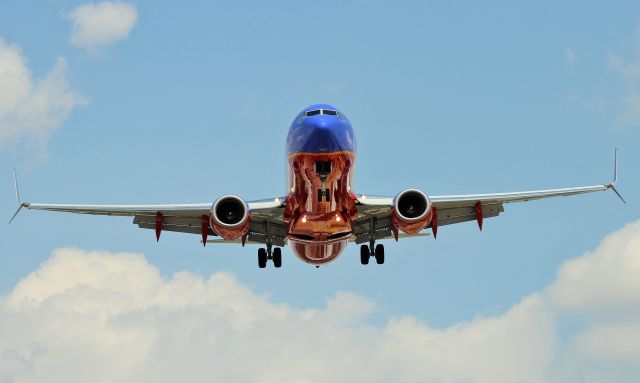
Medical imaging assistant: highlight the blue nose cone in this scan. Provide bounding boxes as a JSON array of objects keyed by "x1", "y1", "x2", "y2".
[
  {"x1": 302, "y1": 117, "x2": 341, "y2": 153},
  {"x1": 287, "y1": 105, "x2": 356, "y2": 155}
]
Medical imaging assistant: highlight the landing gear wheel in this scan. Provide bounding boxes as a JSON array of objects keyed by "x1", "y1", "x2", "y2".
[
  {"x1": 273, "y1": 247, "x2": 282, "y2": 268},
  {"x1": 258, "y1": 248, "x2": 267, "y2": 268},
  {"x1": 375, "y1": 244, "x2": 385, "y2": 265},
  {"x1": 360, "y1": 245, "x2": 370, "y2": 265}
]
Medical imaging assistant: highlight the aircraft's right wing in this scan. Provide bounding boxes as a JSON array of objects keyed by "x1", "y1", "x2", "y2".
[{"x1": 9, "y1": 176, "x2": 288, "y2": 246}]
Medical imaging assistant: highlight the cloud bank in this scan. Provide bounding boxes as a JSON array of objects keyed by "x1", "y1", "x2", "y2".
[
  {"x1": 1, "y1": 221, "x2": 640, "y2": 382},
  {"x1": 69, "y1": 1, "x2": 137, "y2": 52},
  {"x1": 0, "y1": 38, "x2": 85, "y2": 159}
]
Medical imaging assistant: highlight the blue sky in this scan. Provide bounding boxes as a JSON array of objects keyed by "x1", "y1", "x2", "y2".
[{"x1": 1, "y1": 2, "x2": 640, "y2": 381}]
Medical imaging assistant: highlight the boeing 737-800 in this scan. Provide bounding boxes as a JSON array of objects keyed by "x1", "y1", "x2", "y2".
[{"x1": 10, "y1": 104, "x2": 624, "y2": 268}]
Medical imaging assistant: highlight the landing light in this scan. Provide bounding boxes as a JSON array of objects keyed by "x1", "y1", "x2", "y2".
[
  {"x1": 302, "y1": 216, "x2": 307, "y2": 223},
  {"x1": 336, "y1": 215, "x2": 341, "y2": 222}
]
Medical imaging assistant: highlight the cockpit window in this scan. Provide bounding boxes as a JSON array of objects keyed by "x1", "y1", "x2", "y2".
[{"x1": 304, "y1": 109, "x2": 338, "y2": 118}]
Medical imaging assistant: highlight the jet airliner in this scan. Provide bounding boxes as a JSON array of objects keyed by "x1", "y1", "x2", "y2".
[{"x1": 10, "y1": 104, "x2": 624, "y2": 268}]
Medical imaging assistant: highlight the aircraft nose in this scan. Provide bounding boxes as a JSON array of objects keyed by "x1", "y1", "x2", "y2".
[
  {"x1": 304, "y1": 116, "x2": 334, "y2": 129},
  {"x1": 287, "y1": 113, "x2": 354, "y2": 155},
  {"x1": 303, "y1": 118, "x2": 341, "y2": 150}
]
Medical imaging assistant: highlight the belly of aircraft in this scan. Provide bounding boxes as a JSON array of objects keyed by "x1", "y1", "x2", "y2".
[{"x1": 285, "y1": 151, "x2": 357, "y2": 264}]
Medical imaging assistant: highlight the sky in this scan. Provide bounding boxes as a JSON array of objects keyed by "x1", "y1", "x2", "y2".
[{"x1": 0, "y1": 1, "x2": 639, "y2": 382}]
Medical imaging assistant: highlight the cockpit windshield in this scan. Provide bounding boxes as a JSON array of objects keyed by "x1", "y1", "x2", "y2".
[{"x1": 304, "y1": 109, "x2": 338, "y2": 118}]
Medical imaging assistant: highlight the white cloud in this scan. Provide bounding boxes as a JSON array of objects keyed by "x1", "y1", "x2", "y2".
[
  {"x1": 572, "y1": 323, "x2": 640, "y2": 364},
  {"x1": 547, "y1": 220, "x2": 640, "y2": 318},
  {"x1": 545, "y1": 220, "x2": 640, "y2": 375},
  {"x1": 1, "y1": 221, "x2": 640, "y2": 382},
  {"x1": 0, "y1": 38, "x2": 85, "y2": 159},
  {"x1": 69, "y1": 2, "x2": 137, "y2": 52}
]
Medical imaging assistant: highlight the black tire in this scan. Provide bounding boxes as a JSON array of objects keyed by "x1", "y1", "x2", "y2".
[
  {"x1": 273, "y1": 248, "x2": 282, "y2": 268},
  {"x1": 360, "y1": 245, "x2": 370, "y2": 265},
  {"x1": 375, "y1": 244, "x2": 385, "y2": 265},
  {"x1": 258, "y1": 248, "x2": 267, "y2": 268}
]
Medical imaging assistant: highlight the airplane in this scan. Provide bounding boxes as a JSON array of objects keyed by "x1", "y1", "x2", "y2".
[{"x1": 9, "y1": 104, "x2": 625, "y2": 268}]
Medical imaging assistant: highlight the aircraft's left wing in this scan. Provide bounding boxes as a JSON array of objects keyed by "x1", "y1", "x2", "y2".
[
  {"x1": 353, "y1": 148, "x2": 625, "y2": 244},
  {"x1": 353, "y1": 183, "x2": 620, "y2": 243},
  {"x1": 353, "y1": 149, "x2": 626, "y2": 243}
]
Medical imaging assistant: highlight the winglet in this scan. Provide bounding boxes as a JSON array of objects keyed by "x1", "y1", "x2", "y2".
[
  {"x1": 607, "y1": 149, "x2": 626, "y2": 204},
  {"x1": 8, "y1": 169, "x2": 29, "y2": 224},
  {"x1": 613, "y1": 148, "x2": 618, "y2": 184}
]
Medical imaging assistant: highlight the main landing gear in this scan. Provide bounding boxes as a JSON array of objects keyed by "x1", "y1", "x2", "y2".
[
  {"x1": 360, "y1": 243, "x2": 384, "y2": 265},
  {"x1": 258, "y1": 220, "x2": 282, "y2": 269},
  {"x1": 361, "y1": 216, "x2": 384, "y2": 265},
  {"x1": 258, "y1": 243, "x2": 282, "y2": 269}
]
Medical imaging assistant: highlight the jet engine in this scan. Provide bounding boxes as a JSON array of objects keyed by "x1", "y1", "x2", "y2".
[
  {"x1": 210, "y1": 195, "x2": 251, "y2": 240},
  {"x1": 392, "y1": 189, "x2": 433, "y2": 234}
]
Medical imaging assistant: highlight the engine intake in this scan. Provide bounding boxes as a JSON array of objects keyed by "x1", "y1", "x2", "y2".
[
  {"x1": 392, "y1": 189, "x2": 432, "y2": 234},
  {"x1": 210, "y1": 195, "x2": 250, "y2": 240}
]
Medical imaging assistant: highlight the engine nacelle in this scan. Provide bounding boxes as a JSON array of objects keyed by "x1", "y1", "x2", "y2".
[
  {"x1": 392, "y1": 189, "x2": 433, "y2": 234},
  {"x1": 210, "y1": 195, "x2": 250, "y2": 240}
]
